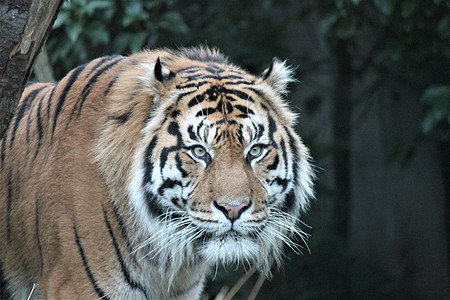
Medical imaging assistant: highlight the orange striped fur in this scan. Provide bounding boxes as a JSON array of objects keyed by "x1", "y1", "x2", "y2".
[{"x1": 0, "y1": 48, "x2": 314, "y2": 299}]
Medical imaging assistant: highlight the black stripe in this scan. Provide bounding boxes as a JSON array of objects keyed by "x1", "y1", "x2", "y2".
[
  {"x1": 168, "y1": 121, "x2": 181, "y2": 139},
  {"x1": 187, "y1": 125, "x2": 198, "y2": 141},
  {"x1": 0, "y1": 261, "x2": 11, "y2": 300},
  {"x1": 170, "y1": 197, "x2": 181, "y2": 208},
  {"x1": 46, "y1": 82, "x2": 57, "y2": 125},
  {"x1": 197, "y1": 120, "x2": 205, "y2": 138},
  {"x1": 160, "y1": 121, "x2": 183, "y2": 171},
  {"x1": 176, "y1": 81, "x2": 210, "y2": 90},
  {"x1": 25, "y1": 88, "x2": 45, "y2": 144},
  {"x1": 175, "y1": 90, "x2": 196, "y2": 104},
  {"x1": 177, "y1": 66, "x2": 201, "y2": 73},
  {"x1": 285, "y1": 127, "x2": 299, "y2": 185},
  {"x1": 196, "y1": 107, "x2": 216, "y2": 117},
  {"x1": 35, "y1": 197, "x2": 44, "y2": 276},
  {"x1": 282, "y1": 189, "x2": 296, "y2": 213},
  {"x1": 90, "y1": 55, "x2": 119, "y2": 74},
  {"x1": 175, "y1": 153, "x2": 188, "y2": 178},
  {"x1": 267, "y1": 154, "x2": 280, "y2": 171},
  {"x1": 223, "y1": 100, "x2": 234, "y2": 114},
  {"x1": 111, "y1": 205, "x2": 134, "y2": 257},
  {"x1": 260, "y1": 102, "x2": 269, "y2": 111},
  {"x1": 255, "y1": 123, "x2": 265, "y2": 140},
  {"x1": 160, "y1": 145, "x2": 181, "y2": 172},
  {"x1": 236, "y1": 114, "x2": 249, "y2": 119},
  {"x1": 185, "y1": 74, "x2": 246, "y2": 82},
  {"x1": 226, "y1": 89, "x2": 255, "y2": 102},
  {"x1": 6, "y1": 175, "x2": 12, "y2": 243},
  {"x1": 269, "y1": 176, "x2": 289, "y2": 191},
  {"x1": 280, "y1": 138, "x2": 288, "y2": 177},
  {"x1": 247, "y1": 87, "x2": 265, "y2": 99},
  {"x1": 234, "y1": 104, "x2": 254, "y2": 115},
  {"x1": 104, "y1": 75, "x2": 119, "y2": 96},
  {"x1": 145, "y1": 191, "x2": 165, "y2": 216},
  {"x1": 222, "y1": 80, "x2": 254, "y2": 85},
  {"x1": 188, "y1": 94, "x2": 204, "y2": 108},
  {"x1": 268, "y1": 114, "x2": 278, "y2": 149},
  {"x1": 185, "y1": 74, "x2": 215, "y2": 81},
  {"x1": 73, "y1": 226, "x2": 109, "y2": 299},
  {"x1": 52, "y1": 63, "x2": 88, "y2": 143},
  {"x1": 103, "y1": 207, "x2": 148, "y2": 298},
  {"x1": 33, "y1": 89, "x2": 48, "y2": 161},
  {"x1": 170, "y1": 109, "x2": 180, "y2": 119},
  {"x1": 205, "y1": 65, "x2": 224, "y2": 73},
  {"x1": 75, "y1": 56, "x2": 124, "y2": 117},
  {"x1": 108, "y1": 111, "x2": 132, "y2": 125},
  {"x1": 9, "y1": 86, "x2": 45, "y2": 149},
  {"x1": 143, "y1": 137, "x2": 158, "y2": 184},
  {"x1": 158, "y1": 179, "x2": 183, "y2": 196}
]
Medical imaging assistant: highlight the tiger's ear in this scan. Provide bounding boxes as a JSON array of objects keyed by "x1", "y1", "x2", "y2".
[
  {"x1": 140, "y1": 57, "x2": 176, "y2": 97},
  {"x1": 261, "y1": 57, "x2": 295, "y2": 96},
  {"x1": 154, "y1": 57, "x2": 175, "y2": 83}
]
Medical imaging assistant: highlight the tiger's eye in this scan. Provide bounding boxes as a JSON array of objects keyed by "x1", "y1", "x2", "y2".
[
  {"x1": 193, "y1": 146, "x2": 207, "y2": 158},
  {"x1": 249, "y1": 145, "x2": 262, "y2": 157}
]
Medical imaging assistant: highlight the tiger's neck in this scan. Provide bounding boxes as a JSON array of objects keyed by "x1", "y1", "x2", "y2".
[{"x1": 102, "y1": 200, "x2": 210, "y2": 299}]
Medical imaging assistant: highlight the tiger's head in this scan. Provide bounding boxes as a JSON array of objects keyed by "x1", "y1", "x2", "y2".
[{"x1": 101, "y1": 48, "x2": 314, "y2": 274}]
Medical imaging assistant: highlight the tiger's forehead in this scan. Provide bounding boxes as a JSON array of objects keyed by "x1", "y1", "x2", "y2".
[
  {"x1": 175, "y1": 64, "x2": 263, "y2": 119},
  {"x1": 162, "y1": 63, "x2": 272, "y2": 149}
]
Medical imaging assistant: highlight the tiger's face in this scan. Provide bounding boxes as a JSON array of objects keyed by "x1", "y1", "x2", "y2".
[{"x1": 128, "y1": 55, "x2": 314, "y2": 272}]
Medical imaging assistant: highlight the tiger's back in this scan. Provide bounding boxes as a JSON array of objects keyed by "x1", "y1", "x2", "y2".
[
  {"x1": 0, "y1": 55, "x2": 130, "y2": 299},
  {"x1": 0, "y1": 48, "x2": 314, "y2": 299}
]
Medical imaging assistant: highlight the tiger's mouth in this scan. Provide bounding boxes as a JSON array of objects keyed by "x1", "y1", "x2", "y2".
[{"x1": 197, "y1": 226, "x2": 264, "y2": 243}]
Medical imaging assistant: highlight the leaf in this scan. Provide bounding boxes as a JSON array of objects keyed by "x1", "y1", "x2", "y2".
[
  {"x1": 420, "y1": 85, "x2": 450, "y2": 107},
  {"x1": 113, "y1": 32, "x2": 131, "y2": 53},
  {"x1": 319, "y1": 12, "x2": 339, "y2": 35},
  {"x1": 129, "y1": 32, "x2": 148, "y2": 52},
  {"x1": 65, "y1": 21, "x2": 83, "y2": 43},
  {"x1": 373, "y1": 0, "x2": 394, "y2": 16},
  {"x1": 53, "y1": 10, "x2": 70, "y2": 29},
  {"x1": 86, "y1": 24, "x2": 110, "y2": 46},
  {"x1": 158, "y1": 11, "x2": 189, "y2": 34},
  {"x1": 123, "y1": 2, "x2": 147, "y2": 27},
  {"x1": 438, "y1": 17, "x2": 450, "y2": 39},
  {"x1": 81, "y1": 0, "x2": 113, "y2": 16},
  {"x1": 336, "y1": 16, "x2": 358, "y2": 39},
  {"x1": 401, "y1": 1, "x2": 418, "y2": 18},
  {"x1": 420, "y1": 85, "x2": 450, "y2": 138}
]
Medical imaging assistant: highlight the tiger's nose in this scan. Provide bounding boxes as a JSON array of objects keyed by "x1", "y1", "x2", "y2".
[{"x1": 213, "y1": 200, "x2": 251, "y2": 222}]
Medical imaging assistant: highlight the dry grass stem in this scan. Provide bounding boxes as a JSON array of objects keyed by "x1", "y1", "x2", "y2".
[
  {"x1": 222, "y1": 267, "x2": 257, "y2": 300},
  {"x1": 26, "y1": 283, "x2": 37, "y2": 300}
]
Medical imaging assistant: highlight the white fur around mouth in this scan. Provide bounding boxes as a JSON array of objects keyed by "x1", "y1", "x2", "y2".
[{"x1": 199, "y1": 234, "x2": 261, "y2": 266}]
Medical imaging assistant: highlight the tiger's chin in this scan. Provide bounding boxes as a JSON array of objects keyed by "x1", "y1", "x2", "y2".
[{"x1": 198, "y1": 231, "x2": 274, "y2": 273}]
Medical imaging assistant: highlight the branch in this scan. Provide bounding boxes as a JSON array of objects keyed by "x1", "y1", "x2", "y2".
[{"x1": 0, "y1": 0, "x2": 63, "y2": 140}]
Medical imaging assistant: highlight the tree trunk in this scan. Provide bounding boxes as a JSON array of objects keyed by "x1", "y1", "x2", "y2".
[{"x1": 0, "y1": 0, "x2": 63, "y2": 140}]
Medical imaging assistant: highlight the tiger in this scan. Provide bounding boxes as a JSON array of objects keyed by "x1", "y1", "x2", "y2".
[{"x1": 0, "y1": 47, "x2": 314, "y2": 299}]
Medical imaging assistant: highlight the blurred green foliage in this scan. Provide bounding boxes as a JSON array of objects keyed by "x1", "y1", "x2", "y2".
[
  {"x1": 47, "y1": 0, "x2": 291, "y2": 78},
  {"x1": 304, "y1": 0, "x2": 450, "y2": 145},
  {"x1": 421, "y1": 85, "x2": 450, "y2": 141},
  {"x1": 47, "y1": 0, "x2": 188, "y2": 77}
]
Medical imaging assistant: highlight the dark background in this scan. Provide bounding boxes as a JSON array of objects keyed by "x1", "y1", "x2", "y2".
[{"x1": 41, "y1": 0, "x2": 450, "y2": 298}]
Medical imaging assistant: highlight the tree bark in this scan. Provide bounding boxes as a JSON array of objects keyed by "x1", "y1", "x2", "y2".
[{"x1": 0, "y1": 0, "x2": 63, "y2": 140}]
